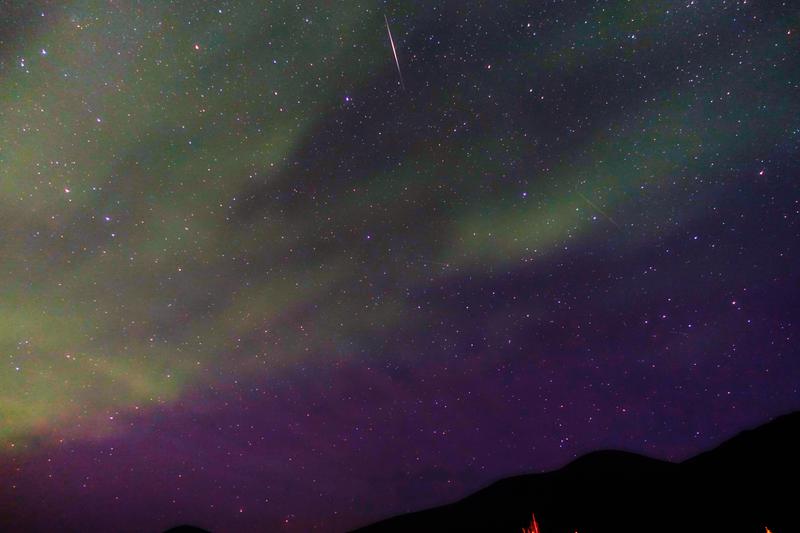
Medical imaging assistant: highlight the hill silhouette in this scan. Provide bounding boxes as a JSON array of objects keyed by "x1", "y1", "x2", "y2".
[
  {"x1": 162, "y1": 526, "x2": 212, "y2": 533},
  {"x1": 351, "y1": 411, "x2": 800, "y2": 533}
]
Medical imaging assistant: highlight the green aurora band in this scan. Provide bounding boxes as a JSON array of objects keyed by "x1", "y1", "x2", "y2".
[{"x1": 0, "y1": 0, "x2": 796, "y2": 447}]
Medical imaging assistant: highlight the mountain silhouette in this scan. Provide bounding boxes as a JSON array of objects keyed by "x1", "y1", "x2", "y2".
[{"x1": 352, "y1": 411, "x2": 800, "y2": 533}]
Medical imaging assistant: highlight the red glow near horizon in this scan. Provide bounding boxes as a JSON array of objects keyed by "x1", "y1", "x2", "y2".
[{"x1": 522, "y1": 513, "x2": 772, "y2": 533}]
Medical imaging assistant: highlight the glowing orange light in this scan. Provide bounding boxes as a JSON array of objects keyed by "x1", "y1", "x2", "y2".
[
  {"x1": 521, "y1": 512, "x2": 771, "y2": 533},
  {"x1": 521, "y1": 513, "x2": 540, "y2": 533}
]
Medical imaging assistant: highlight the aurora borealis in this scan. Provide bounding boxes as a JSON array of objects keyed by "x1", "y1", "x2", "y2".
[{"x1": 1, "y1": 0, "x2": 799, "y2": 531}]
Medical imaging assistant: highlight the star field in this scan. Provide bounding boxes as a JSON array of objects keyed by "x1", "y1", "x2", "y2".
[{"x1": 1, "y1": 1, "x2": 799, "y2": 531}]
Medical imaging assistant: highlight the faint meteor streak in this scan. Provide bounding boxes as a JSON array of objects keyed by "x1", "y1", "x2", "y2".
[
  {"x1": 577, "y1": 191, "x2": 622, "y2": 230},
  {"x1": 384, "y1": 14, "x2": 405, "y2": 90},
  {"x1": 417, "y1": 255, "x2": 452, "y2": 268}
]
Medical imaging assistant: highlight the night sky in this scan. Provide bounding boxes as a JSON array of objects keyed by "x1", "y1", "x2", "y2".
[{"x1": 1, "y1": 1, "x2": 799, "y2": 531}]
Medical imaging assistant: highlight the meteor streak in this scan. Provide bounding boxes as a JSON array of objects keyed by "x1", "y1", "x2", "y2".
[
  {"x1": 577, "y1": 191, "x2": 621, "y2": 230},
  {"x1": 384, "y1": 14, "x2": 405, "y2": 90}
]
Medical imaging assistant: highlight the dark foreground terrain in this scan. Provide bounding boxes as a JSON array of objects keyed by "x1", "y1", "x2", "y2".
[{"x1": 352, "y1": 412, "x2": 800, "y2": 533}]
